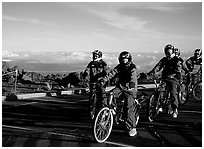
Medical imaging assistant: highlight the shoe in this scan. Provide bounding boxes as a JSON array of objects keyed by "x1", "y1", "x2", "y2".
[
  {"x1": 173, "y1": 109, "x2": 178, "y2": 118},
  {"x1": 158, "y1": 107, "x2": 163, "y2": 112},
  {"x1": 129, "y1": 128, "x2": 137, "y2": 137}
]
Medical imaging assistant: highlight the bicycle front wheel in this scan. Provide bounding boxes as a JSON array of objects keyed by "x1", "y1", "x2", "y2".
[
  {"x1": 93, "y1": 107, "x2": 113, "y2": 143},
  {"x1": 192, "y1": 81, "x2": 202, "y2": 101},
  {"x1": 147, "y1": 92, "x2": 160, "y2": 122},
  {"x1": 178, "y1": 82, "x2": 188, "y2": 105}
]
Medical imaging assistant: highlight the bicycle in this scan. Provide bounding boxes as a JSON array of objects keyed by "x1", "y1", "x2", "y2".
[
  {"x1": 147, "y1": 76, "x2": 187, "y2": 122},
  {"x1": 186, "y1": 67, "x2": 202, "y2": 101},
  {"x1": 93, "y1": 85, "x2": 145, "y2": 143},
  {"x1": 89, "y1": 82, "x2": 104, "y2": 120}
]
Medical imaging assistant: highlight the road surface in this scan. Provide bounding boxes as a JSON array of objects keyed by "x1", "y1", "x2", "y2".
[{"x1": 2, "y1": 91, "x2": 202, "y2": 147}]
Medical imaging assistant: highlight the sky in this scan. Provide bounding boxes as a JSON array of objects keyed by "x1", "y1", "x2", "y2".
[{"x1": 2, "y1": 2, "x2": 202, "y2": 53}]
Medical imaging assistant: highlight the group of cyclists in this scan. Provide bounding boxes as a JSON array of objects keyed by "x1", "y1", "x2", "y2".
[{"x1": 82, "y1": 45, "x2": 202, "y2": 137}]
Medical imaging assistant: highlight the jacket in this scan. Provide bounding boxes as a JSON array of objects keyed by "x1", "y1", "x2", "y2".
[
  {"x1": 83, "y1": 59, "x2": 109, "y2": 83},
  {"x1": 103, "y1": 62, "x2": 138, "y2": 91},
  {"x1": 150, "y1": 56, "x2": 182, "y2": 80},
  {"x1": 186, "y1": 56, "x2": 202, "y2": 72}
]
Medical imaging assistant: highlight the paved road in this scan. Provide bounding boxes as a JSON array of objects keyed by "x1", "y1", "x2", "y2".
[{"x1": 2, "y1": 92, "x2": 202, "y2": 147}]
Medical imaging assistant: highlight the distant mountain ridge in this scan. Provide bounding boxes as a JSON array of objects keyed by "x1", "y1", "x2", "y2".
[{"x1": 2, "y1": 50, "x2": 192, "y2": 74}]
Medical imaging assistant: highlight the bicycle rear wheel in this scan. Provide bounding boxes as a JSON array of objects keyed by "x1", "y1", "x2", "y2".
[
  {"x1": 147, "y1": 92, "x2": 160, "y2": 122},
  {"x1": 93, "y1": 107, "x2": 113, "y2": 143},
  {"x1": 192, "y1": 81, "x2": 202, "y2": 101}
]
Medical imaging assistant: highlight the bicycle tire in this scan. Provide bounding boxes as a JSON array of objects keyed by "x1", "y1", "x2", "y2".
[
  {"x1": 147, "y1": 92, "x2": 160, "y2": 122},
  {"x1": 192, "y1": 81, "x2": 202, "y2": 101},
  {"x1": 93, "y1": 107, "x2": 113, "y2": 143},
  {"x1": 178, "y1": 82, "x2": 188, "y2": 105}
]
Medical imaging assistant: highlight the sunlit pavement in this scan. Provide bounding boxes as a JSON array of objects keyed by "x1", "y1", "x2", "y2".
[{"x1": 2, "y1": 93, "x2": 202, "y2": 147}]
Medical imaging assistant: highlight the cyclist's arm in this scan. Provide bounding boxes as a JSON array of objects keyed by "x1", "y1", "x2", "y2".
[
  {"x1": 103, "y1": 66, "x2": 119, "y2": 83},
  {"x1": 175, "y1": 58, "x2": 182, "y2": 80},
  {"x1": 129, "y1": 66, "x2": 138, "y2": 91},
  {"x1": 82, "y1": 63, "x2": 91, "y2": 79},
  {"x1": 185, "y1": 57, "x2": 193, "y2": 72},
  {"x1": 149, "y1": 58, "x2": 165, "y2": 74}
]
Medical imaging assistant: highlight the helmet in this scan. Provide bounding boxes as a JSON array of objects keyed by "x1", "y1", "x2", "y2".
[
  {"x1": 194, "y1": 49, "x2": 202, "y2": 58},
  {"x1": 164, "y1": 44, "x2": 174, "y2": 54},
  {"x1": 118, "y1": 51, "x2": 132, "y2": 64},
  {"x1": 174, "y1": 48, "x2": 180, "y2": 56},
  {"x1": 92, "y1": 49, "x2": 102, "y2": 60}
]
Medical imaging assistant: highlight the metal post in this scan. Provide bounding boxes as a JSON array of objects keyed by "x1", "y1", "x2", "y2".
[{"x1": 14, "y1": 69, "x2": 18, "y2": 94}]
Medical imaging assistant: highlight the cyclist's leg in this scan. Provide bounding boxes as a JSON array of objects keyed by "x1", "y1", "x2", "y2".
[
  {"x1": 89, "y1": 85, "x2": 96, "y2": 119},
  {"x1": 123, "y1": 91, "x2": 137, "y2": 135},
  {"x1": 100, "y1": 86, "x2": 108, "y2": 108},
  {"x1": 168, "y1": 80, "x2": 179, "y2": 117}
]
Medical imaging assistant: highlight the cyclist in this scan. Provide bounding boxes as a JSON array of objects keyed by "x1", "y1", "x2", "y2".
[
  {"x1": 99, "y1": 51, "x2": 138, "y2": 137},
  {"x1": 148, "y1": 44, "x2": 182, "y2": 118},
  {"x1": 174, "y1": 47, "x2": 189, "y2": 74},
  {"x1": 83, "y1": 49, "x2": 109, "y2": 119},
  {"x1": 185, "y1": 49, "x2": 202, "y2": 85}
]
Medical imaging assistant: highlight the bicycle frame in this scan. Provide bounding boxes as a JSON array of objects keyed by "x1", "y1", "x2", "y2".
[
  {"x1": 147, "y1": 79, "x2": 172, "y2": 122},
  {"x1": 93, "y1": 86, "x2": 141, "y2": 143},
  {"x1": 89, "y1": 82, "x2": 104, "y2": 120}
]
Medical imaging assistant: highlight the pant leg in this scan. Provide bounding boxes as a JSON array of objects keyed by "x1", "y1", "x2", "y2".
[
  {"x1": 168, "y1": 81, "x2": 179, "y2": 110},
  {"x1": 100, "y1": 86, "x2": 107, "y2": 107},
  {"x1": 123, "y1": 91, "x2": 136, "y2": 130}
]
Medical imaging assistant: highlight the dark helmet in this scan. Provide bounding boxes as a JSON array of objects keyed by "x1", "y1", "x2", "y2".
[
  {"x1": 92, "y1": 49, "x2": 102, "y2": 59},
  {"x1": 164, "y1": 44, "x2": 174, "y2": 54},
  {"x1": 194, "y1": 49, "x2": 202, "y2": 58},
  {"x1": 174, "y1": 48, "x2": 180, "y2": 56},
  {"x1": 118, "y1": 51, "x2": 132, "y2": 64}
]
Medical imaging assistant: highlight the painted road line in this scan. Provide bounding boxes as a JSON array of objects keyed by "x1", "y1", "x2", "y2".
[
  {"x1": 179, "y1": 110, "x2": 202, "y2": 114},
  {"x1": 105, "y1": 141, "x2": 134, "y2": 147},
  {"x1": 2, "y1": 125, "x2": 83, "y2": 139},
  {"x1": 2, "y1": 124, "x2": 134, "y2": 147}
]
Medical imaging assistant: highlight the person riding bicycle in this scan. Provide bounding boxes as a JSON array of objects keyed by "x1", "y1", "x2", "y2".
[
  {"x1": 83, "y1": 49, "x2": 109, "y2": 119},
  {"x1": 148, "y1": 44, "x2": 182, "y2": 118},
  {"x1": 185, "y1": 49, "x2": 202, "y2": 86},
  {"x1": 174, "y1": 47, "x2": 189, "y2": 74},
  {"x1": 99, "y1": 51, "x2": 138, "y2": 137}
]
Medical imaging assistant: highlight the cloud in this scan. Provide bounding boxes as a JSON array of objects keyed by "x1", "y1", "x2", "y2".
[{"x1": 2, "y1": 15, "x2": 56, "y2": 27}]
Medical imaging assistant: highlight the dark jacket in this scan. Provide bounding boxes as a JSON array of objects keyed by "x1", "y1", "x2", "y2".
[
  {"x1": 186, "y1": 56, "x2": 202, "y2": 72},
  {"x1": 83, "y1": 59, "x2": 109, "y2": 83},
  {"x1": 150, "y1": 56, "x2": 182, "y2": 80},
  {"x1": 103, "y1": 62, "x2": 138, "y2": 91}
]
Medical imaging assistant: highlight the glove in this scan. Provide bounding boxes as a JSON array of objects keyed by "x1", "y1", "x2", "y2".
[{"x1": 98, "y1": 78, "x2": 105, "y2": 86}]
